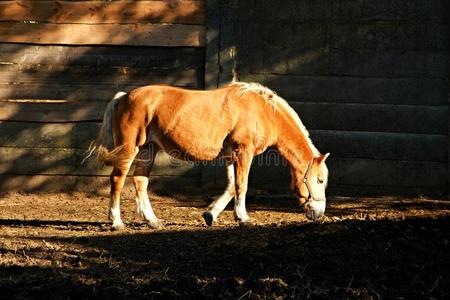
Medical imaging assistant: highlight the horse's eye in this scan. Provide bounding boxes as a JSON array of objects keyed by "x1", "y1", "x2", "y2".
[{"x1": 317, "y1": 177, "x2": 324, "y2": 184}]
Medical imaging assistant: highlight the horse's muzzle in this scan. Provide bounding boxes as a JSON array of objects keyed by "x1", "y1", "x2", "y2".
[
  {"x1": 305, "y1": 208, "x2": 323, "y2": 221},
  {"x1": 301, "y1": 198, "x2": 326, "y2": 221}
]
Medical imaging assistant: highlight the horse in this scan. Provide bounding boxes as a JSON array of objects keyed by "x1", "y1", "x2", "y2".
[{"x1": 86, "y1": 82, "x2": 330, "y2": 230}]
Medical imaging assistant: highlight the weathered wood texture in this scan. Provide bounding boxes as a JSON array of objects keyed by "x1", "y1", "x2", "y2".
[
  {"x1": 291, "y1": 103, "x2": 447, "y2": 134},
  {"x1": 0, "y1": 122, "x2": 99, "y2": 149},
  {"x1": 206, "y1": 0, "x2": 449, "y2": 196},
  {"x1": 0, "y1": 101, "x2": 106, "y2": 122},
  {"x1": 246, "y1": 158, "x2": 446, "y2": 189},
  {"x1": 0, "y1": 45, "x2": 205, "y2": 101},
  {"x1": 243, "y1": 74, "x2": 448, "y2": 106},
  {"x1": 0, "y1": 0, "x2": 448, "y2": 196},
  {"x1": 240, "y1": 49, "x2": 449, "y2": 79},
  {"x1": 0, "y1": 174, "x2": 199, "y2": 193},
  {"x1": 0, "y1": 1, "x2": 206, "y2": 46},
  {"x1": 0, "y1": 44, "x2": 204, "y2": 67},
  {"x1": 0, "y1": 1, "x2": 205, "y2": 24},
  {"x1": 310, "y1": 130, "x2": 447, "y2": 163},
  {"x1": 0, "y1": 0, "x2": 207, "y2": 191},
  {"x1": 0, "y1": 23, "x2": 205, "y2": 47},
  {"x1": 0, "y1": 147, "x2": 201, "y2": 177}
]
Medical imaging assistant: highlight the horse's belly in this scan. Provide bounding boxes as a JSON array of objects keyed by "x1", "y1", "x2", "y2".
[{"x1": 149, "y1": 127, "x2": 224, "y2": 161}]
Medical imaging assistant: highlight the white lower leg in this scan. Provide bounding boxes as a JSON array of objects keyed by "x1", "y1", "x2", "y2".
[
  {"x1": 109, "y1": 195, "x2": 124, "y2": 228},
  {"x1": 136, "y1": 196, "x2": 158, "y2": 223},
  {"x1": 234, "y1": 192, "x2": 250, "y2": 223},
  {"x1": 208, "y1": 190, "x2": 234, "y2": 221},
  {"x1": 134, "y1": 176, "x2": 160, "y2": 227},
  {"x1": 207, "y1": 164, "x2": 235, "y2": 221}
]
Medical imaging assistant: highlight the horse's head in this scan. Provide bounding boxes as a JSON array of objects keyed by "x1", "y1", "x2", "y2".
[{"x1": 291, "y1": 153, "x2": 330, "y2": 221}]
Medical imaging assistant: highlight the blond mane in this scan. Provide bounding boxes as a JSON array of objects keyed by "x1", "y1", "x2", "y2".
[{"x1": 230, "y1": 82, "x2": 320, "y2": 157}]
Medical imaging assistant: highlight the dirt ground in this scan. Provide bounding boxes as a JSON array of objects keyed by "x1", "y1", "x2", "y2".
[{"x1": 0, "y1": 191, "x2": 449, "y2": 299}]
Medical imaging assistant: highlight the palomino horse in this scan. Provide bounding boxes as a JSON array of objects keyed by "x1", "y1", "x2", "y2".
[{"x1": 87, "y1": 82, "x2": 330, "y2": 230}]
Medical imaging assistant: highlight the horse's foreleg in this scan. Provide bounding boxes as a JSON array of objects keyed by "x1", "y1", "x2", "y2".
[
  {"x1": 233, "y1": 150, "x2": 253, "y2": 224},
  {"x1": 133, "y1": 145, "x2": 161, "y2": 229},
  {"x1": 203, "y1": 163, "x2": 235, "y2": 226}
]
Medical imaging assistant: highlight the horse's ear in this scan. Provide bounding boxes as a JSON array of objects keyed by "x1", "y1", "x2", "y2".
[{"x1": 318, "y1": 153, "x2": 330, "y2": 165}]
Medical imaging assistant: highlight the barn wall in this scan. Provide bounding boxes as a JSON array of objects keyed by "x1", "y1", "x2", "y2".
[
  {"x1": 0, "y1": 0, "x2": 448, "y2": 197},
  {"x1": 206, "y1": 0, "x2": 449, "y2": 196},
  {"x1": 0, "y1": 0, "x2": 206, "y2": 192}
]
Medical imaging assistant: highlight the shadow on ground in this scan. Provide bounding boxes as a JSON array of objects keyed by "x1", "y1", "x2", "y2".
[{"x1": 0, "y1": 216, "x2": 448, "y2": 299}]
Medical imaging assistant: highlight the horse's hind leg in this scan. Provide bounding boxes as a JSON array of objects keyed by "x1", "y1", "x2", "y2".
[
  {"x1": 109, "y1": 157, "x2": 134, "y2": 231},
  {"x1": 133, "y1": 143, "x2": 161, "y2": 229},
  {"x1": 202, "y1": 162, "x2": 235, "y2": 226}
]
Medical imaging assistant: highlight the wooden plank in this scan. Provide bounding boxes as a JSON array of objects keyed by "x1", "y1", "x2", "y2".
[
  {"x1": 0, "y1": 23, "x2": 205, "y2": 47},
  {"x1": 0, "y1": 122, "x2": 100, "y2": 149},
  {"x1": 291, "y1": 102, "x2": 447, "y2": 134},
  {"x1": 0, "y1": 174, "x2": 199, "y2": 193},
  {"x1": 236, "y1": 20, "x2": 448, "y2": 52},
  {"x1": 0, "y1": 64, "x2": 200, "y2": 86},
  {"x1": 0, "y1": 44, "x2": 205, "y2": 68},
  {"x1": 328, "y1": 158, "x2": 447, "y2": 189},
  {"x1": 0, "y1": 0, "x2": 206, "y2": 25},
  {"x1": 328, "y1": 184, "x2": 446, "y2": 198},
  {"x1": 248, "y1": 158, "x2": 447, "y2": 189},
  {"x1": 0, "y1": 80, "x2": 201, "y2": 102},
  {"x1": 0, "y1": 84, "x2": 135, "y2": 102},
  {"x1": 0, "y1": 174, "x2": 113, "y2": 193},
  {"x1": 242, "y1": 74, "x2": 448, "y2": 106},
  {"x1": 0, "y1": 147, "x2": 201, "y2": 176},
  {"x1": 244, "y1": 0, "x2": 446, "y2": 22},
  {"x1": 309, "y1": 130, "x2": 447, "y2": 162},
  {"x1": 0, "y1": 101, "x2": 106, "y2": 122},
  {"x1": 240, "y1": 48, "x2": 449, "y2": 79}
]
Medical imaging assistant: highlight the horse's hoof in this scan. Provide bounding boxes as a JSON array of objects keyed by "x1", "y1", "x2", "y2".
[
  {"x1": 111, "y1": 223, "x2": 125, "y2": 231},
  {"x1": 148, "y1": 220, "x2": 162, "y2": 229},
  {"x1": 202, "y1": 211, "x2": 214, "y2": 226},
  {"x1": 238, "y1": 221, "x2": 253, "y2": 228}
]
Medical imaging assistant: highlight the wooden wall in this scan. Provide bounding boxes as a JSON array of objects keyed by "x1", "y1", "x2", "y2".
[
  {"x1": 207, "y1": 0, "x2": 449, "y2": 196},
  {"x1": 0, "y1": 0, "x2": 448, "y2": 197},
  {"x1": 0, "y1": 0, "x2": 206, "y2": 192}
]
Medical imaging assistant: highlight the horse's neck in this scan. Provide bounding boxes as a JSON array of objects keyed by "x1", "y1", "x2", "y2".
[{"x1": 276, "y1": 127, "x2": 314, "y2": 176}]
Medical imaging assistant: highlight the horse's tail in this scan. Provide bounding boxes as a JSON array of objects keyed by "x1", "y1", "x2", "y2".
[{"x1": 82, "y1": 91, "x2": 127, "y2": 166}]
